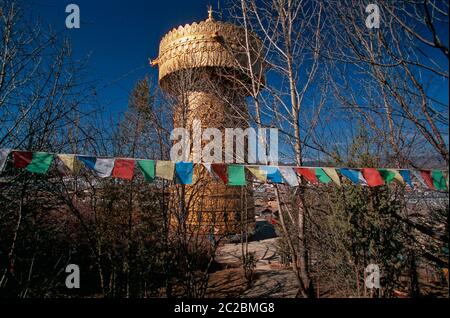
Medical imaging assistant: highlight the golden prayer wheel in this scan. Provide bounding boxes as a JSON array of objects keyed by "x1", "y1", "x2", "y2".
[{"x1": 151, "y1": 8, "x2": 265, "y2": 236}]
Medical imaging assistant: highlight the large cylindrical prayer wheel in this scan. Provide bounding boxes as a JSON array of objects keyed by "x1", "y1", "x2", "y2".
[{"x1": 151, "y1": 9, "x2": 264, "y2": 235}]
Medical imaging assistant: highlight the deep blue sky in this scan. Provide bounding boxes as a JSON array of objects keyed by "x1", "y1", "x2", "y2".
[
  {"x1": 28, "y1": 0, "x2": 448, "y2": 163},
  {"x1": 30, "y1": 0, "x2": 215, "y2": 116},
  {"x1": 30, "y1": 0, "x2": 449, "y2": 106},
  {"x1": 30, "y1": 0, "x2": 449, "y2": 116}
]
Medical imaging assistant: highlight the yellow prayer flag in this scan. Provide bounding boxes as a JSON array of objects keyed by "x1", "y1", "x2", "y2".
[
  {"x1": 247, "y1": 167, "x2": 267, "y2": 182},
  {"x1": 388, "y1": 169, "x2": 405, "y2": 185},
  {"x1": 58, "y1": 154, "x2": 81, "y2": 173},
  {"x1": 322, "y1": 168, "x2": 341, "y2": 187},
  {"x1": 156, "y1": 160, "x2": 175, "y2": 180}
]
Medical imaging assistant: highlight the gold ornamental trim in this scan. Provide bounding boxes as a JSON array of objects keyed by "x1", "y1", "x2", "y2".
[{"x1": 153, "y1": 18, "x2": 264, "y2": 86}]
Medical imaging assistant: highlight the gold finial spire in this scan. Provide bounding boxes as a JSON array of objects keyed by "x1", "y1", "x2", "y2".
[{"x1": 207, "y1": 5, "x2": 214, "y2": 21}]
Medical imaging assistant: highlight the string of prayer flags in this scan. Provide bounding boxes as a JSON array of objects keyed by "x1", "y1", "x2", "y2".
[
  {"x1": 419, "y1": 170, "x2": 435, "y2": 190},
  {"x1": 156, "y1": 160, "x2": 175, "y2": 180},
  {"x1": 77, "y1": 156, "x2": 115, "y2": 178},
  {"x1": 112, "y1": 159, "x2": 135, "y2": 180},
  {"x1": 361, "y1": 168, "x2": 385, "y2": 187},
  {"x1": 11, "y1": 151, "x2": 54, "y2": 174},
  {"x1": 211, "y1": 163, "x2": 228, "y2": 184},
  {"x1": 77, "y1": 156, "x2": 96, "y2": 170},
  {"x1": 92, "y1": 158, "x2": 115, "y2": 178},
  {"x1": 431, "y1": 170, "x2": 447, "y2": 191},
  {"x1": 203, "y1": 163, "x2": 223, "y2": 182},
  {"x1": 202, "y1": 163, "x2": 215, "y2": 180},
  {"x1": 339, "y1": 168, "x2": 367, "y2": 185},
  {"x1": 261, "y1": 166, "x2": 283, "y2": 183},
  {"x1": 378, "y1": 169, "x2": 405, "y2": 185},
  {"x1": 227, "y1": 165, "x2": 246, "y2": 186},
  {"x1": 175, "y1": 162, "x2": 194, "y2": 185},
  {"x1": 0, "y1": 148, "x2": 448, "y2": 191},
  {"x1": 247, "y1": 166, "x2": 267, "y2": 182},
  {"x1": 391, "y1": 170, "x2": 405, "y2": 184},
  {"x1": 411, "y1": 170, "x2": 427, "y2": 188},
  {"x1": 322, "y1": 168, "x2": 341, "y2": 187},
  {"x1": 26, "y1": 152, "x2": 54, "y2": 174},
  {"x1": 357, "y1": 170, "x2": 368, "y2": 185},
  {"x1": 295, "y1": 167, "x2": 318, "y2": 184},
  {"x1": 13, "y1": 151, "x2": 33, "y2": 168},
  {"x1": 0, "y1": 149, "x2": 10, "y2": 172},
  {"x1": 137, "y1": 160, "x2": 155, "y2": 182},
  {"x1": 378, "y1": 169, "x2": 396, "y2": 184},
  {"x1": 315, "y1": 168, "x2": 332, "y2": 184},
  {"x1": 278, "y1": 167, "x2": 299, "y2": 186},
  {"x1": 399, "y1": 170, "x2": 413, "y2": 189},
  {"x1": 58, "y1": 154, "x2": 82, "y2": 174}
]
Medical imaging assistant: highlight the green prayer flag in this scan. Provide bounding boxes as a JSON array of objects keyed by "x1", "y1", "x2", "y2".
[
  {"x1": 316, "y1": 168, "x2": 332, "y2": 183},
  {"x1": 378, "y1": 169, "x2": 396, "y2": 184},
  {"x1": 137, "y1": 160, "x2": 155, "y2": 182},
  {"x1": 26, "y1": 152, "x2": 53, "y2": 174},
  {"x1": 431, "y1": 170, "x2": 447, "y2": 190},
  {"x1": 227, "y1": 165, "x2": 246, "y2": 186}
]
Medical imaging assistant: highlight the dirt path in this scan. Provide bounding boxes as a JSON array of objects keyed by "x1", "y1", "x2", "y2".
[{"x1": 207, "y1": 237, "x2": 298, "y2": 298}]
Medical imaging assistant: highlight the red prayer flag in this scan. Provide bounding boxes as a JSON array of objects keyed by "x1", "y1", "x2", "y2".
[
  {"x1": 362, "y1": 168, "x2": 385, "y2": 187},
  {"x1": 420, "y1": 170, "x2": 435, "y2": 189},
  {"x1": 13, "y1": 151, "x2": 32, "y2": 168},
  {"x1": 294, "y1": 168, "x2": 318, "y2": 184},
  {"x1": 211, "y1": 163, "x2": 228, "y2": 184},
  {"x1": 112, "y1": 159, "x2": 135, "y2": 180}
]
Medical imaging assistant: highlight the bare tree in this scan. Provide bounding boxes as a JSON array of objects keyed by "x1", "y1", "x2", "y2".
[
  {"x1": 228, "y1": 0, "x2": 330, "y2": 297},
  {"x1": 324, "y1": 0, "x2": 448, "y2": 167},
  {"x1": 0, "y1": 0, "x2": 98, "y2": 294}
]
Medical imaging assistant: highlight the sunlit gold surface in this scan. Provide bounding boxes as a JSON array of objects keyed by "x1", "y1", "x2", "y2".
[{"x1": 153, "y1": 11, "x2": 264, "y2": 235}]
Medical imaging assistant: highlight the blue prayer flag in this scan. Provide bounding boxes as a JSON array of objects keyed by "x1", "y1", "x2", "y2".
[
  {"x1": 77, "y1": 156, "x2": 96, "y2": 170},
  {"x1": 175, "y1": 162, "x2": 194, "y2": 185},
  {"x1": 261, "y1": 166, "x2": 283, "y2": 183},
  {"x1": 399, "y1": 170, "x2": 414, "y2": 189},
  {"x1": 339, "y1": 168, "x2": 361, "y2": 184}
]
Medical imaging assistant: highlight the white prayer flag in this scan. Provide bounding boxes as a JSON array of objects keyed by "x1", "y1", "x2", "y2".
[
  {"x1": 279, "y1": 167, "x2": 299, "y2": 186},
  {"x1": 411, "y1": 170, "x2": 427, "y2": 187},
  {"x1": 94, "y1": 158, "x2": 115, "y2": 178},
  {"x1": 357, "y1": 170, "x2": 368, "y2": 186},
  {"x1": 202, "y1": 163, "x2": 219, "y2": 180}
]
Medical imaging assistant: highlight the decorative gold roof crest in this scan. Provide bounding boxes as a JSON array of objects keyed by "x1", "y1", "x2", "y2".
[
  {"x1": 150, "y1": 6, "x2": 264, "y2": 89},
  {"x1": 207, "y1": 5, "x2": 214, "y2": 22}
]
